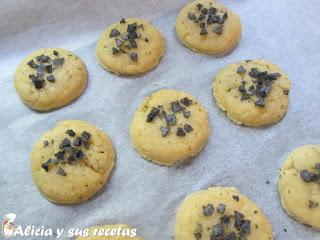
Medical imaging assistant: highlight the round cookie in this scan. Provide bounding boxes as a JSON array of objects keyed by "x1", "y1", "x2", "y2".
[
  {"x1": 175, "y1": 187, "x2": 274, "y2": 240},
  {"x1": 130, "y1": 89, "x2": 210, "y2": 166},
  {"x1": 30, "y1": 120, "x2": 115, "y2": 204},
  {"x1": 96, "y1": 18, "x2": 165, "y2": 75},
  {"x1": 14, "y1": 48, "x2": 87, "y2": 111},
  {"x1": 278, "y1": 145, "x2": 320, "y2": 230},
  {"x1": 176, "y1": 0, "x2": 241, "y2": 55},
  {"x1": 75, "y1": 224, "x2": 143, "y2": 240},
  {"x1": 213, "y1": 60, "x2": 291, "y2": 127}
]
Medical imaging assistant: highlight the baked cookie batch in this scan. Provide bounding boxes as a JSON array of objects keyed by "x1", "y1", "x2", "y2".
[{"x1": 11, "y1": 0, "x2": 318, "y2": 239}]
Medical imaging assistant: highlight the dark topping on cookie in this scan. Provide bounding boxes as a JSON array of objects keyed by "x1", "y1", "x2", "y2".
[
  {"x1": 129, "y1": 40, "x2": 138, "y2": 48},
  {"x1": 54, "y1": 151, "x2": 65, "y2": 160},
  {"x1": 212, "y1": 223, "x2": 224, "y2": 239},
  {"x1": 161, "y1": 126, "x2": 170, "y2": 137},
  {"x1": 188, "y1": 3, "x2": 228, "y2": 36},
  {"x1": 47, "y1": 75, "x2": 55, "y2": 82},
  {"x1": 239, "y1": 220, "x2": 251, "y2": 235},
  {"x1": 213, "y1": 25, "x2": 223, "y2": 35},
  {"x1": 309, "y1": 200, "x2": 319, "y2": 209},
  {"x1": 220, "y1": 215, "x2": 230, "y2": 224},
  {"x1": 300, "y1": 169, "x2": 313, "y2": 182},
  {"x1": 255, "y1": 98, "x2": 265, "y2": 107},
  {"x1": 112, "y1": 47, "x2": 120, "y2": 55},
  {"x1": 188, "y1": 12, "x2": 197, "y2": 21},
  {"x1": 196, "y1": 3, "x2": 203, "y2": 10},
  {"x1": 176, "y1": 127, "x2": 185, "y2": 136},
  {"x1": 115, "y1": 38, "x2": 124, "y2": 47},
  {"x1": 43, "y1": 140, "x2": 49, "y2": 147},
  {"x1": 203, "y1": 204, "x2": 214, "y2": 216},
  {"x1": 193, "y1": 224, "x2": 202, "y2": 240},
  {"x1": 42, "y1": 129, "x2": 92, "y2": 174},
  {"x1": 225, "y1": 232, "x2": 237, "y2": 240},
  {"x1": 147, "y1": 97, "x2": 195, "y2": 137},
  {"x1": 129, "y1": 52, "x2": 138, "y2": 62},
  {"x1": 57, "y1": 167, "x2": 67, "y2": 176},
  {"x1": 36, "y1": 55, "x2": 50, "y2": 63},
  {"x1": 59, "y1": 138, "x2": 71, "y2": 149},
  {"x1": 27, "y1": 59, "x2": 38, "y2": 68},
  {"x1": 165, "y1": 114, "x2": 176, "y2": 126},
  {"x1": 171, "y1": 101, "x2": 183, "y2": 113},
  {"x1": 217, "y1": 203, "x2": 226, "y2": 214},
  {"x1": 73, "y1": 137, "x2": 82, "y2": 147},
  {"x1": 184, "y1": 123, "x2": 193, "y2": 133},
  {"x1": 27, "y1": 52, "x2": 65, "y2": 89},
  {"x1": 183, "y1": 111, "x2": 191, "y2": 118},
  {"x1": 109, "y1": 19, "x2": 146, "y2": 61},
  {"x1": 45, "y1": 64, "x2": 53, "y2": 74},
  {"x1": 147, "y1": 107, "x2": 160, "y2": 122},
  {"x1": 81, "y1": 131, "x2": 91, "y2": 142},
  {"x1": 41, "y1": 162, "x2": 49, "y2": 172},
  {"x1": 110, "y1": 29, "x2": 121, "y2": 38},
  {"x1": 238, "y1": 67, "x2": 281, "y2": 107},
  {"x1": 237, "y1": 66, "x2": 246, "y2": 74},
  {"x1": 283, "y1": 89, "x2": 289, "y2": 95},
  {"x1": 66, "y1": 129, "x2": 76, "y2": 137},
  {"x1": 53, "y1": 58, "x2": 64, "y2": 67},
  {"x1": 180, "y1": 97, "x2": 193, "y2": 106},
  {"x1": 300, "y1": 163, "x2": 320, "y2": 183},
  {"x1": 200, "y1": 27, "x2": 208, "y2": 35},
  {"x1": 74, "y1": 149, "x2": 85, "y2": 160},
  {"x1": 232, "y1": 195, "x2": 239, "y2": 201}
]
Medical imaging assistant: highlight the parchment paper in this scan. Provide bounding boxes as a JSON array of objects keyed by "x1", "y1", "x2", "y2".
[{"x1": 1, "y1": 0, "x2": 320, "y2": 239}]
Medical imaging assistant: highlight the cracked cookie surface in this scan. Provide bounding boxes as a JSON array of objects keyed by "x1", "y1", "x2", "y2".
[
  {"x1": 175, "y1": 187, "x2": 273, "y2": 240},
  {"x1": 213, "y1": 59, "x2": 291, "y2": 127},
  {"x1": 14, "y1": 48, "x2": 88, "y2": 111},
  {"x1": 130, "y1": 89, "x2": 210, "y2": 166},
  {"x1": 278, "y1": 145, "x2": 320, "y2": 230},
  {"x1": 30, "y1": 120, "x2": 115, "y2": 204}
]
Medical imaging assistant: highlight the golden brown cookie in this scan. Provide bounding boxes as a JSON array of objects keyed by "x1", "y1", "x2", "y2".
[
  {"x1": 176, "y1": 0, "x2": 241, "y2": 55},
  {"x1": 96, "y1": 18, "x2": 164, "y2": 75},
  {"x1": 14, "y1": 48, "x2": 87, "y2": 111},
  {"x1": 30, "y1": 120, "x2": 115, "y2": 204},
  {"x1": 175, "y1": 187, "x2": 274, "y2": 240},
  {"x1": 130, "y1": 89, "x2": 210, "y2": 166},
  {"x1": 278, "y1": 145, "x2": 320, "y2": 230},
  {"x1": 213, "y1": 59, "x2": 291, "y2": 127}
]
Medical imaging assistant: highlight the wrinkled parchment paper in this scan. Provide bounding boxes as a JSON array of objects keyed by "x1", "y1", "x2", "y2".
[{"x1": 1, "y1": 0, "x2": 320, "y2": 239}]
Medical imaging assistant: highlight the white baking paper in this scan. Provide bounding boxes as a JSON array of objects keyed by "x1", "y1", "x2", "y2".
[{"x1": 0, "y1": 0, "x2": 320, "y2": 239}]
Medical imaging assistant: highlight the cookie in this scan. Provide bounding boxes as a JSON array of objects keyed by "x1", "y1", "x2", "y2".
[
  {"x1": 30, "y1": 120, "x2": 115, "y2": 204},
  {"x1": 130, "y1": 89, "x2": 210, "y2": 166},
  {"x1": 175, "y1": 187, "x2": 274, "y2": 240},
  {"x1": 14, "y1": 48, "x2": 87, "y2": 111},
  {"x1": 96, "y1": 18, "x2": 165, "y2": 75},
  {"x1": 213, "y1": 60, "x2": 291, "y2": 127},
  {"x1": 75, "y1": 224, "x2": 143, "y2": 240},
  {"x1": 176, "y1": 0, "x2": 241, "y2": 55},
  {"x1": 278, "y1": 145, "x2": 320, "y2": 230}
]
